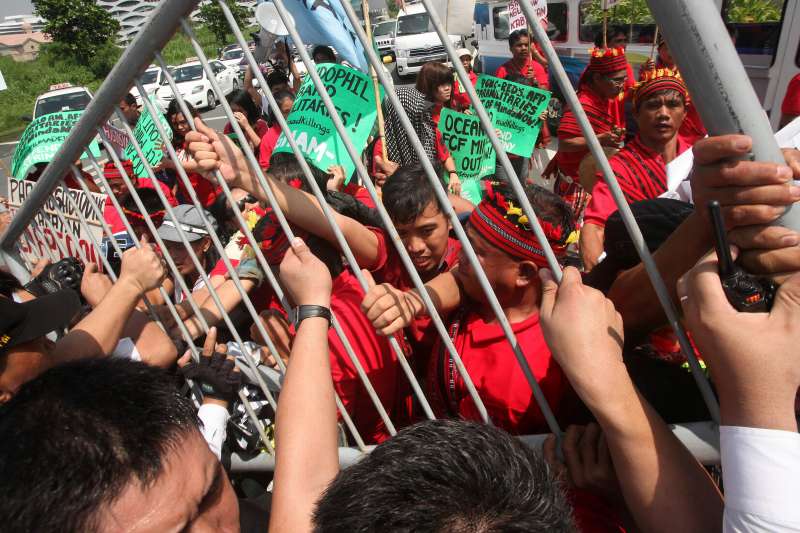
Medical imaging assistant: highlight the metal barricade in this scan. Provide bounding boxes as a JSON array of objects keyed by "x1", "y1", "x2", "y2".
[{"x1": 0, "y1": 0, "x2": 727, "y2": 465}]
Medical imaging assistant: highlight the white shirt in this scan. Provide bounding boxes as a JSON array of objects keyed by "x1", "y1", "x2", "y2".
[
  {"x1": 198, "y1": 403, "x2": 230, "y2": 461},
  {"x1": 722, "y1": 425, "x2": 800, "y2": 532}
]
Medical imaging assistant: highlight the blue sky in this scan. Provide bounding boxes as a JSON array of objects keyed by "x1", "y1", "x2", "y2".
[{"x1": 0, "y1": 0, "x2": 34, "y2": 19}]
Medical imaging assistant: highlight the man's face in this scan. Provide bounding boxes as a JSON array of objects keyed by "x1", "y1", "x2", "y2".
[
  {"x1": 594, "y1": 69, "x2": 627, "y2": 99},
  {"x1": 107, "y1": 177, "x2": 130, "y2": 199},
  {"x1": 511, "y1": 35, "x2": 530, "y2": 60},
  {"x1": 635, "y1": 91, "x2": 686, "y2": 145},
  {"x1": 97, "y1": 430, "x2": 240, "y2": 532},
  {"x1": 0, "y1": 337, "x2": 54, "y2": 403},
  {"x1": 394, "y1": 202, "x2": 450, "y2": 277},
  {"x1": 456, "y1": 226, "x2": 527, "y2": 305},
  {"x1": 279, "y1": 97, "x2": 294, "y2": 118},
  {"x1": 609, "y1": 32, "x2": 627, "y2": 49},
  {"x1": 163, "y1": 238, "x2": 208, "y2": 276},
  {"x1": 119, "y1": 100, "x2": 140, "y2": 125}
]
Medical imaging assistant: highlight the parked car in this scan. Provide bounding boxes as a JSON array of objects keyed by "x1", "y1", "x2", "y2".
[
  {"x1": 393, "y1": 3, "x2": 462, "y2": 78},
  {"x1": 155, "y1": 60, "x2": 239, "y2": 111},
  {"x1": 220, "y1": 47, "x2": 245, "y2": 70},
  {"x1": 373, "y1": 19, "x2": 396, "y2": 60},
  {"x1": 129, "y1": 65, "x2": 171, "y2": 106},
  {"x1": 33, "y1": 83, "x2": 93, "y2": 119}
]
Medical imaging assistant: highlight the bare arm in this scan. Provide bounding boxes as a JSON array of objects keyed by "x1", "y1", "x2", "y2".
[
  {"x1": 183, "y1": 277, "x2": 257, "y2": 340},
  {"x1": 579, "y1": 223, "x2": 604, "y2": 272},
  {"x1": 184, "y1": 119, "x2": 381, "y2": 269},
  {"x1": 540, "y1": 267, "x2": 723, "y2": 533},
  {"x1": 56, "y1": 240, "x2": 166, "y2": 361},
  {"x1": 270, "y1": 237, "x2": 338, "y2": 533},
  {"x1": 244, "y1": 66, "x2": 260, "y2": 105}
]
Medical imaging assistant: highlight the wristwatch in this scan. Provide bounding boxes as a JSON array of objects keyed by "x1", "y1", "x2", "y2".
[{"x1": 294, "y1": 304, "x2": 332, "y2": 328}]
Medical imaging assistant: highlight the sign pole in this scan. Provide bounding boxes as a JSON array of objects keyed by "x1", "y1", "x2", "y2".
[
  {"x1": 361, "y1": 0, "x2": 388, "y2": 161},
  {"x1": 650, "y1": 25, "x2": 660, "y2": 61}
]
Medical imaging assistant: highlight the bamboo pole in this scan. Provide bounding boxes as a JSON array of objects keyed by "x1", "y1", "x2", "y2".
[
  {"x1": 361, "y1": 0, "x2": 388, "y2": 161},
  {"x1": 650, "y1": 25, "x2": 660, "y2": 61}
]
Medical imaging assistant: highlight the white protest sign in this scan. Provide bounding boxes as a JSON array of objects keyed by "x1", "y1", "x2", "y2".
[
  {"x1": 508, "y1": 0, "x2": 547, "y2": 34},
  {"x1": 0, "y1": 70, "x2": 6, "y2": 92},
  {"x1": 429, "y1": 0, "x2": 479, "y2": 36},
  {"x1": 8, "y1": 178, "x2": 107, "y2": 266}
]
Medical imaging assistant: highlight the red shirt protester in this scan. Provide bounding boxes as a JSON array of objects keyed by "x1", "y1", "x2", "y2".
[
  {"x1": 781, "y1": 73, "x2": 800, "y2": 123},
  {"x1": 452, "y1": 70, "x2": 478, "y2": 111},
  {"x1": 258, "y1": 122, "x2": 283, "y2": 170},
  {"x1": 495, "y1": 56, "x2": 549, "y2": 90},
  {"x1": 584, "y1": 134, "x2": 691, "y2": 228},
  {"x1": 102, "y1": 160, "x2": 177, "y2": 233}
]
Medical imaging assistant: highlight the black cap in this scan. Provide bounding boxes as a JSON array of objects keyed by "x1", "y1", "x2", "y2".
[
  {"x1": 0, "y1": 290, "x2": 81, "y2": 354},
  {"x1": 584, "y1": 198, "x2": 694, "y2": 293}
]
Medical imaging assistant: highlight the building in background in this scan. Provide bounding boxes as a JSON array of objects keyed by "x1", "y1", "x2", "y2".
[{"x1": 0, "y1": 15, "x2": 44, "y2": 36}]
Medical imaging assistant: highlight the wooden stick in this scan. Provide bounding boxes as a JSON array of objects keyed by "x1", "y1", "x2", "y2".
[
  {"x1": 361, "y1": 0, "x2": 388, "y2": 161},
  {"x1": 650, "y1": 26, "x2": 660, "y2": 61},
  {"x1": 602, "y1": 9, "x2": 608, "y2": 48}
]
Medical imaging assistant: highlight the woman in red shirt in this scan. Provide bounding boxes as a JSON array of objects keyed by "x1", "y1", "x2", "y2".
[
  {"x1": 258, "y1": 90, "x2": 295, "y2": 170},
  {"x1": 224, "y1": 89, "x2": 269, "y2": 154}
]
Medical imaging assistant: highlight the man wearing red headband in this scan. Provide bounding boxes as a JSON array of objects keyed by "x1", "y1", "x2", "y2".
[
  {"x1": 548, "y1": 47, "x2": 628, "y2": 220},
  {"x1": 580, "y1": 69, "x2": 691, "y2": 270},
  {"x1": 641, "y1": 36, "x2": 707, "y2": 144},
  {"x1": 363, "y1": 182, "x2": 575, "y2": 435},
  {"x1": 101, "y1": 160, "x2": 177, "y2": 233}
]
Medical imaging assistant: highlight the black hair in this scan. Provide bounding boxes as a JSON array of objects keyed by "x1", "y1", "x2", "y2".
[
  {"x1": 267, "y1": 90, "x2": 296, "y2": 127},
  {"x1": 314, "y1": 419, "x2": 575, "y2": 532},
  {"x1": 0, "y1": 358, "x2": 199, "y2": 533},
  {"x1": 123, "y1": 92, "x2": 137, "y2": 106},
  {"x1": 0, "y1": 270, "x2": 22, "y2": 298},
  {"x1": 312, "y1": 45, "x2": 337, "y2": 63},
  {"x1": 382, "y1": 163, "x2": 444, "y2": 225},
  {"x1": 166, "y1": 100, "x2": 198, "y2": 145},
  {"x1": 121, "y1": 187, "x2": 166, "y2": 215},
  {"x1": 508, "y1": 28, "x2": 530, "y2": 47},
  {"x1": 227, "y1": 88, "x2": 260, "y2": 125},
  {"x1": 594, "y1": 26, "x2": 627, "y2": 47},
  {"x1": 267, "y1": 70, "x2": 291, "y2": 90}
]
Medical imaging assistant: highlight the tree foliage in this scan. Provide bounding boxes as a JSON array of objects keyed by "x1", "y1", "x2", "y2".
[
  {"x1": 196, "y1": 1, "x2": 252, "y2": 47},
  {"x1": 32, "y1": 0, "x2": 120, "y2": 63},
  {"x1": 582, "y1": 0, "x2": 652, "y2": 25},
  {"x1": 726, "y1": 0, "x2": 782, "y2": 23}
]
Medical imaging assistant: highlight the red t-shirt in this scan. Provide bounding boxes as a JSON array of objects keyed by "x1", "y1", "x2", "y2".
[
  {"x1": 176, "y1": 170, "x2": 222, "y2": 208},
  {"x1": 224, "y1": 119, "x2": 269, "y2": 154},
  {"x1": 432, "y1": 104, "x2": 450, "y2": 163},
  {"x1": 426, "y1": 308, "x2": 568, "y2": 435},
  {"x1": 342, "y1": 182, "x2": 377, "y2": 209},
  {"x1": 495, "y1": 56, "x2": 549, "y2": 90},
  {"x1": 452, "y1": 70, "x2": 478, "y2": 111},
  {"x1": 783, "y1": 74, "x2": 800, "y2": 117},
  {"x1": 369, "y1": 228, "x2": 461, "y2": 360},
  {"x1": 258, "y1": 123, "x2": 283, "y2": 170},
  {"x1": 584, "y1": 134, "x2": 691, "y2": 227},
  {"x1": 319, "y1": 268, "x2": 410, "y2": 443},
  {"x1": 554, "y1": 86, "x2": 626, "y2": 179},
  {"x1": 102, "y1": 177, "x2": 177, "y2": 233}
]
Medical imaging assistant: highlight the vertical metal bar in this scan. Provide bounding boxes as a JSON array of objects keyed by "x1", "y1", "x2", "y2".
[
  {"x1": 180, "y1": 18, "x2": 409, "y2": 430},
  {"x1": 0, "y1": 0, "x2": 202, "y2": 250},
  {"x1": 332, "y1": 0, "x2": 563, "y2": 433},
  {"x1": 153, "y1": 52, "x2": 368, "y2": 450},
  {"x1": 520, "y1": 1, "x2": 721, "y2": 422}
]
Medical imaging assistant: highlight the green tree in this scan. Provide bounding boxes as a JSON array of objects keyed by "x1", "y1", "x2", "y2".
[
  {"x1": 582, "y1": 0, "x2": 653, "y2": 25},
  {"x1": 196, "y1": 1, "x2": 252, "y2": 47},
  {"x1": 726, "y1": 0, "x2": 782, "y2": 23},
  {"x1": 32, "y1": 0, "x2": 120, "y2": 63}
]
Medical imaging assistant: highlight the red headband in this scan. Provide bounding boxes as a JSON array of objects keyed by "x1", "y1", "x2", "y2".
[
  {"x1": 104, "y1": 159, "x2": 134, "y2": 180},
  {"x1": 634, "y1": 68, "x2": 689, "y2": 106},
  {"x1": 587, "y1": 47, "x2": 628, "y2": 74},
  {"x1": 467, "y1": 183, "x2": 568, "y2": 267}
]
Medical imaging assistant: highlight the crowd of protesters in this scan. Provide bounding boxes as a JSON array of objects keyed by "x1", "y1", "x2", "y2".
[{"x1": 1, "y1": 23, "x2": 800, "y2": 533}]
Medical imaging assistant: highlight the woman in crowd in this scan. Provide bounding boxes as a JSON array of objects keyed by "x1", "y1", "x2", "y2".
[
  {"x1": 224, "y1": 89, "x2": 269, "y2": 154},
  {"x1": 259, "y1": 90, "x2": 296, "y2": 170}
]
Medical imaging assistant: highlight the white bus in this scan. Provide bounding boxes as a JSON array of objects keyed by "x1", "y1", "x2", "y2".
[{"x1": 473, "y1": 0, "x2": 800, "y2": 129}]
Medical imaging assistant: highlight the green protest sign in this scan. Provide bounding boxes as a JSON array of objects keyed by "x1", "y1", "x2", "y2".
[
  {"x1": 273, "y1": 64, "x2": 381, "y2": 180},
  {"x1": 11, "y1": 111, "x2": 101, "y2": 180},
  {"x1": 437, "y1": 107, "x2": 494, "y2": 205},
  {"x1": 123, "y1": 97, "x2": 172, "y2": 177},
  {"x1": 475, "y1": 74, "x2": 551, "y2": 158}
]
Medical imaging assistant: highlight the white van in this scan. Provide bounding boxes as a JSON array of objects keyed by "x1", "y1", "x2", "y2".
[
  {"x1": 394, "y1": 2, "x2": 463, "y2": 79},
  {"x1": 473, "y1": 0, "x2": 800, "y2": 129}
]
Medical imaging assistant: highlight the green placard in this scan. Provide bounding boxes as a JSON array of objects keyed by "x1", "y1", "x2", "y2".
[
  {"x1": 438, "y1": 107, "x2": 495, "y2": 205},
  {"x1": 123, "y1": 97, "x2": 172, "y2": 177},
  {"x1": 273, "y1": 64, "x2": 381, "y2": 180},
  {"x1": 11, "y1": 111, "x2": 101, "y2": 180},
  {"x1": 475, "y1": 74, "x2": 551, "y2": 158}
]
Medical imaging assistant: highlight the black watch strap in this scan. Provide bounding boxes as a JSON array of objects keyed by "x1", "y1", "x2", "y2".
[{"x1": 295, "y1": 305, "x2": 332, "y2": 327}]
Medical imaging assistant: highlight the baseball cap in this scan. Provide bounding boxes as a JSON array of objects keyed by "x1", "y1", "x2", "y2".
[
  {"x1": 584, "y1": 198, "x2": 694, "y2": 294},
  {"x1": 0, "y1": 290, "x2": 81, "y2": 354},
  {"x1": 456, "y1": 48, "x2": 472, "y2": 59},
  {"x1": 156, "y1": 204, "x2": 218, "y2": 243}
]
